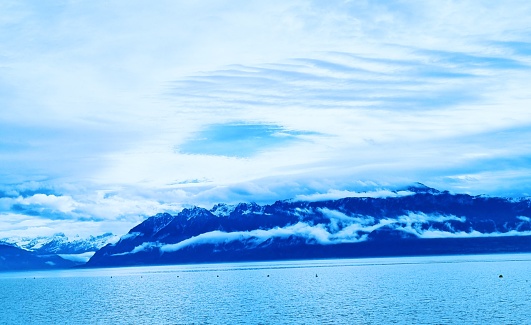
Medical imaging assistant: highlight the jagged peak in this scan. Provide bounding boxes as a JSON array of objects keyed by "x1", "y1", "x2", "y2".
[
  {"x1": 127, "y1": 213, "x2": 173, "y2": 238},
  {"x1": 180, "y1": 206, "x2": 213, "y2": 220},
  {"x1": 142, "y1": 212, "x2": 174, "y2": 226},
  {"x1": 210, "y1": 203, "x2": 236, "y2": 217},
  {"x1": 233, "y1": 202, "x2": 263, "y2": 214}
]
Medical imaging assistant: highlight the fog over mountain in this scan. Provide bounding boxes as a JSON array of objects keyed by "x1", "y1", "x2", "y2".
[{"x1": 86, "y1": 185, "x2": 531, "y2": 267}]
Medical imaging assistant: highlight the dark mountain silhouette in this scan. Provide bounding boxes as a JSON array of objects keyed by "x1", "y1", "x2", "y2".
[
  {"x1": 86, "y1": 185, "x2": 531, "y2": 267},
  {"x1": 0, "y1": 243, "x2": 76, "y2": 271}
]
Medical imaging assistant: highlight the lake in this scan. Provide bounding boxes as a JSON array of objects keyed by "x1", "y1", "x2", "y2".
[{"x1": 1, "y1": 254, "x2": 530, "y2": 324}]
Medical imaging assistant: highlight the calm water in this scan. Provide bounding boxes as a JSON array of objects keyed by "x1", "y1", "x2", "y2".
[{"x1": 1, "y1": 254, "x2": 530, "y2": 324}]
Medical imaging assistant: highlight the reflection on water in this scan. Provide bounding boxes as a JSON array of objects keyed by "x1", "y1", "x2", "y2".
[{"x1": 1, "y1": 254, "x2": 530, "y2": 324}]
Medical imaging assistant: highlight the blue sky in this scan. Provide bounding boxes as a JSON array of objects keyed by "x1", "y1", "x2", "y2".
[{"x1": 1, "y1": 0, "x2": 531, "y2": 238}]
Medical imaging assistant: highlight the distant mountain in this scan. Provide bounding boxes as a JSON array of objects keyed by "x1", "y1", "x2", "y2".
[
  {"x1": 0, "y1": 243, "x2": 76, "y2": 271},
  {"x1": 0, "y1": 232, "x2": 118, "y2": 265},
  {"x1": 3, "y1": 232, "x2": 118, "y2": 255},
  {"x1": 36, "y1": 233, "x2": 118, "y2": 255},
  {"x1": 86, "y1": 185, "x2": 531, "y2": 267}
]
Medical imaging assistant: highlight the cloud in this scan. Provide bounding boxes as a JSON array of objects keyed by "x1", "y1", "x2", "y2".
[
  {"x1": 178, "y1": 123, "x2": 320, "y2": 157},
  {"x1": 159, "y1": 222, "x2": 353, "y2": 253},
  {"x1": 114, "y1": 211, "x2": 531, "y2": 256},
  {"x1": 295, "y1": 189, "x2": 414, "y2": 201},
  {"x1": 398, "y1": 227, "x2": 531, "y2": 239},
  {"x1": 117, "y1": 232, "x2": 142, "y2": 242},
  {"x1": 57, "y1": 252, "x2": 96, "y2": 263},
  {"x1": 0, "y1": 188, "x2": 183, "y2": 238},
  {"x1": 2, "y1": 1, "x2": 531, "y2": 239},
  {"x1": 15, "y1": 194, "x2": 77, "y2": 213},
  {"x1": 0, "y1": 194, "x2": 78, "y2": 221},
  {"x1": 517, "y1": 216, "x2": 531, "y2": 222}
]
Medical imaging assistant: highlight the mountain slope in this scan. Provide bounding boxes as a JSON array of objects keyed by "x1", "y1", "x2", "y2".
[
  {"x1": 0, "y1": 244, "x2": 76, "y2": 271},
  {"x1": 86, "y1": 186, "x2": 531, "y2": 267}
]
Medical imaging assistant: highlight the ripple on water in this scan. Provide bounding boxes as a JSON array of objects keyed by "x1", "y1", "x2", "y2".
[{"x1": 0, "y1": 254, "x2": 530, "y2": 324}]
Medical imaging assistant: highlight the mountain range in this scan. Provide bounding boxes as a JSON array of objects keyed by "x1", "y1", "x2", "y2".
[
  {"x1": 2, "y1": 184, "x2": 531, "y2": 271},
  {"x1": 85, "y1": 184, "x2": 531, "y2": 267},
  {"x1": 0, "y1": 232, "x2": 117, "y2": 271},
  {"x1": 3, "y1": 232, "x2": 117, "y2": 255}
]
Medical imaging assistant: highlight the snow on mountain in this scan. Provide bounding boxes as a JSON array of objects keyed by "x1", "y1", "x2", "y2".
[
  {"x1": 86, "y1": 186, "x2": 531, "y2": 267},
  {"x1": 2, "y1": 232, "x2": 118, "y2": 255},
  {"x1": 7, "y1": 235, "x2": 54, "y2": 251},
  {"x1": 210, "y1": 203, "x2": 236, "y2": 217}
]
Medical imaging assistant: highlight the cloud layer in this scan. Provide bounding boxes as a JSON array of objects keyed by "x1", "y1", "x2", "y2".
[
  {"x1": 113, "y1": 211, "x2": 531, "y2": 256},
  {"x1": 1, "y1": 1, "x2": 531, "y2": 238}
]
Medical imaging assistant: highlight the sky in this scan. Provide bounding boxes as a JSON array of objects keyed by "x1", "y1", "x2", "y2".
[{"x1": 1, "y1": 0, "x2": 531, "y2": 239}]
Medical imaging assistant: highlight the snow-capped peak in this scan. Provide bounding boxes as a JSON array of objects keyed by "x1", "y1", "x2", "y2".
[
  {"x1": 1, "y1": 232, "x2": 119, "y2": 254},
  {"x1": 210, "y1": 203, "x2": 236, "y2": 217}
]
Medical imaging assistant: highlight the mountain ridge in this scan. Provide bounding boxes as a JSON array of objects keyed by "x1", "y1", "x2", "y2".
[
  {"x1": 86, "y1": 186, "x2": 531, "y2": 267},
  {"x1": 0, "y1": 244, "x2": 76, "y2": 271},
  {"x1": 2, "y1": 232, "x2": 118, "y2": 255}
]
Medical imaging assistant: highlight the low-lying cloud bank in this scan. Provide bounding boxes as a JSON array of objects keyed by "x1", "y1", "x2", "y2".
[
  {"x1": 294, "y1": 189, "x2": 415, "y2": 202},
  {"x1": 57, "y1": 252, "x2": 96, "y2": 263},
  {"x1": 113, "y1": 212, "x2": 531, "y2": 256},
  {"x1": 0, "y1": 189, "x2": 183, "y2": 239}
]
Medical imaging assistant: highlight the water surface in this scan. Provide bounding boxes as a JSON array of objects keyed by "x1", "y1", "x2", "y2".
[{"x1": 1, "y1": 254, "x2": 530, "y2": 324}]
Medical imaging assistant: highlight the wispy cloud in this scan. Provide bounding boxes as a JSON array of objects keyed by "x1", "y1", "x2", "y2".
[
  {"x1": 295, "y1": 189, "x2": 414, "y2": 202},
  {"x1": 0, "y1": 185, "x2": 182, "y2": 238},
  {"x1": 1, "y1": 1, "x2": 531, "y2": 237},
  {"x1": 178, "y1": 123, "x2": 320, "y2": 157},
  {"x1": 113, "y1": 211, "x2": 531, "y2": 256}
]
